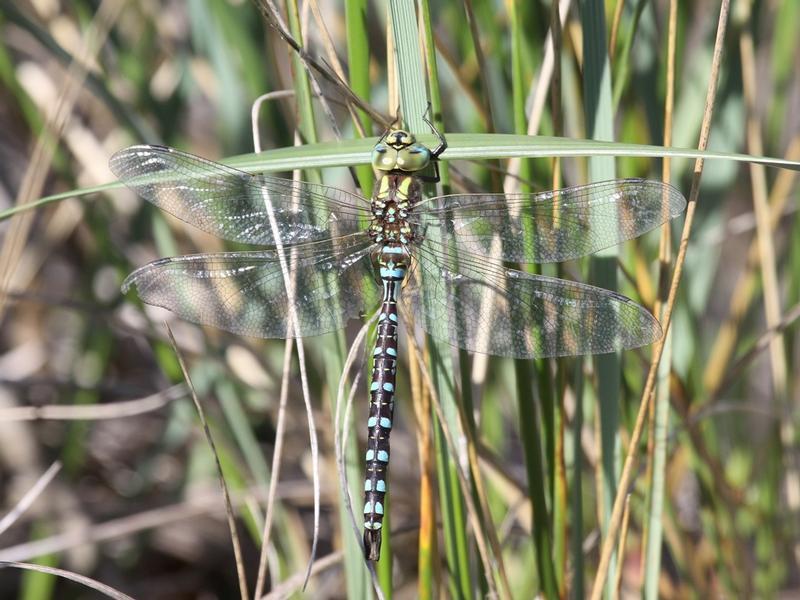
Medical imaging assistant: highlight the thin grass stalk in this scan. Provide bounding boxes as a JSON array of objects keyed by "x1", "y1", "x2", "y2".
[
  {"x1": 332, "y1": 317, "x2": 386, "y2": 599},
  {"x1": 430, "y1": 36, "x2": 491, "y2": 129},
  {"x1": 325, "y1": 285, "x2": 372, "y2": 584},
  {"x1": 608, "y1": 0, "x2": 624, "y2": 60},
  {"x1": 506, "y1": 0, "x2": 558, "y2": 563},
  {"x1": 415, "y1": 3, "x2": 447, "y2": 593},
  {"x1": 417, "y1": 0, "x2": 449, "y2": 188},
  {"x1": 0, "y1": 0, "x2": 121, "y2": 319},
  {"x1": 740, "y1": 0, "x2": 787, "y2": 405},
  {"x1": 0, "y1": 483, "x2": 307, "y2": 564},
  {"x1": 0, "y1": 386, "x2": 185, "y2": 422},
  {"x1": 457, "y1": 353, "x2": 489, "y2": 600},
  {"x1": 259, "y1": 552, "x2": 344, "y2": 599},
  {"x1": 506, "y1": 2, "x2": 554, "y2": 596},
  {"x1": 386, "y1": 17, "x2": 397, "y2": 111},
  {"x1": 538, "y1": 366, "x2": 557, "y2": 510},
  {"x1": 589, "y1": 2, "x2": 732, "y2": 597},
  {"x1": 462, "y1": 0, "x2": 496, "y2": 133},
  {"x1": 432, "y1": 415, "x2": 468, "y2": 599},
  {"x1": 504, "y1": 3, "x2": 560, "y2": 596},
  {"x1": 553, "y1": 370, "x2": 568, "y2": 595},
  {"x1": 711, "y1": 302, "x2": 800, "y2": 400},
  {"x1": 276, "y1": 3, "x2": 325, "y2": 576},
  {"x1": 19, "y1": 521, "x2": 58, "y2": 599},
  {"x1": 702, "y1": 136, "x2": 800, "y2": 395},
  {"x1": 612, "y1": 494, "x2": 632, "y2": 599},
  {"x1": 284, "y1": 0, "x2": 319, "y2": 149},
  {"x1": 306, "y1": 0, "x2": 368, "y2": 141},
  {"x1": 166, "y1": 325, "x2": 249, "y2": 600},
  {"x1": 253, "y1": 336, "x2": 292, "y2": 600},
  {"x1": 569, "y1": 365, "x2": 586, "y2": 598},
  {"x1": 738, "y1": 6, "x2": 796, "y2": 539},
  {"x1": 406, "y1": 335, "x2": 500, "y2": 598},
  {"x1": 261, "y1": 124, "x2": 323, "y2": 592},
  {"x1": 0, "y1": 562, "x2": 134, "y2": 600},
  {"x1": 548, "y1": 5, "x2": 569, "y2": 591},
  {"x1": 641, "y1": 0, "x2": 678, "y2": 594},
  {"x1": 250, "y1": 92, "x2": 298, "y2": 598},
  {"x1": 458, "y1": 402, "x2": 513, "y2": 598},
  {"x1": 447, "y1": 357, "x2": 512, "y2": 596},
  {"x1": 643, "y1": 327, "x2": 671, "y2": 596},
  {"x1": 409, "y1": 336, "x2": 438, "y2": 599},
  {"x1": 503, "y1": 0, "x2": 571, "y2": 195},
  {"x1": 579, "y1": 2, "x2": 620, "y2": 596},
  {"x1": 0, "y1": 462, "x2": 61, "y2": 537}
]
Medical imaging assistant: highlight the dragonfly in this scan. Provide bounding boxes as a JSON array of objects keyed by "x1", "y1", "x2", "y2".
[{"x1": 112, "y1": 121, "x2": 686, "y2": 562}]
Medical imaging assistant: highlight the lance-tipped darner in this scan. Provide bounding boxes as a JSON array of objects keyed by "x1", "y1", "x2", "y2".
[{"x1": 112, "y1": 117, "x2": 685, "y2": 561}]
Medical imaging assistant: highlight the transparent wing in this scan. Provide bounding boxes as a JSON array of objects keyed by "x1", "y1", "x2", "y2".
[
  {"x1": 122, "y1": 233, "x2": 380, "y2": 338},
  {"x1": 416, "y1": 179, "x2": 686, "y2": 263},
  {"x1": 110, "y1": 145, "x2": 372, "y2": 246},
  {"x1": 402, "y1": 239, "x2": 661, "y2": 358}
]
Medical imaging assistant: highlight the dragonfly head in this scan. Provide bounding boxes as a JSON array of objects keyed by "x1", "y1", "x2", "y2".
[{"x1": 372, "y1": 128, "x2": 432, "y2": 173}]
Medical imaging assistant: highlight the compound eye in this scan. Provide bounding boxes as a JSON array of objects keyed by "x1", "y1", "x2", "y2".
[
  {"x1": 372, "y1": 147, "x2": 397, "y2": 170},
  {"x1": 396, "y1": 146, "x2": 431, "y2": 171}
]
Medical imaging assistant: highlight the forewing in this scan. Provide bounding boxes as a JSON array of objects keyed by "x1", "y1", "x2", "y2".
[
  {"x1": 402, "y1": 240, "x2": 661, "y2": 358},
  {"x1": 110, "y1": 145, "x2": 371, "y2": 246},
  {"x1": 122, "y1": 234, "x2": 379, "y2": 338},
  {"x1": 417, "y1": 179, "x2": 686, "y2": 263}
]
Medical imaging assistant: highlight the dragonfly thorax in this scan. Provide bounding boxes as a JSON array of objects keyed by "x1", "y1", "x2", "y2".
[{"x1": 369, "y1": 174, "x2": 422, "y2": 245}]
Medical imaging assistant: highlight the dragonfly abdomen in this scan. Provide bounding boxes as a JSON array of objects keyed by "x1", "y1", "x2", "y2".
[{"x1": 363, "y1": 244, "x2": 408, "y2": 561}]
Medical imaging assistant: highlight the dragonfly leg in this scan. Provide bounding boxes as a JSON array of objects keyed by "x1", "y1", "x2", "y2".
[{"x1": 422, "y1": 103, "x2": 448, "y2": 158}]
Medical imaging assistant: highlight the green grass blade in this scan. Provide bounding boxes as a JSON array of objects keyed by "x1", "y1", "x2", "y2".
[
  {"x1": 570, "y1": 365, "x2": 586, "y2": 598},
  {"x1": 611, "y1": 0, "x2": 648, "y2": 109},
  {"x1": 389, "y1": 0, "x2": 427, "y2": 130},
  {"x1": 19, "y1": 524, "x2": 57, "y2": 600},
  {"x1": 515, "y1": 360, "x2": 559, "y2": 597},
  {"x1": 215, "y1": 378, "x2": 271, "y2": 486},
  {"x1": 390, "y1": 1, "x2": 471, "y2": 594},
  {"x1": 643, "y1": 329, "x2": 671, "y2": 599},
  {"x1": 384, "y1": 0, "x2": 434, "y2": 582},
  {"x1": 224, "y1": 134, "x2": 800, "y2": 171},
  {"x1": 345, "y1": 0, "x2": 375, "y2": 196},
  {"x1": 417, "y1": 4, "x2": 448, "y2": 595},
  {"x1": 507, "y1": 3, "x2": 559, "y2": 595},
  {"x1": 580, "y1": 2, "x2": 619, "y2": 597},
  {"x1": 4, "y1": 135, "x2": 800, "y2": 224}
]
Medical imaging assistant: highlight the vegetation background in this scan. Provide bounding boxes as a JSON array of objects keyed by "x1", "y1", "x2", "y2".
[{"x1": 0, "y1": 0, "x2": 799, "y2": 598}]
